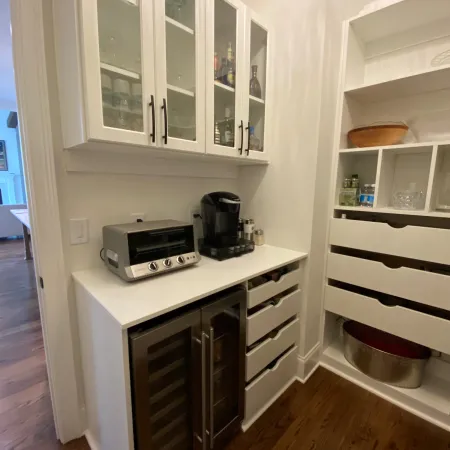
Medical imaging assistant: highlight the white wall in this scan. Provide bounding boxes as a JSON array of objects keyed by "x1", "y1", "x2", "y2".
[
  {"x1": 304, "y1": 0, "x2": 374, "y2": 353},
  {"x1": 238, "y1": 0, "x2": 327, "y2": 355}
]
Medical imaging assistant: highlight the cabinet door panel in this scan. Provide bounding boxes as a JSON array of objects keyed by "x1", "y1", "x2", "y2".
[
  {"x1": 154, "y1": 0, "x2": 205, "y2": 153},
  {"x1": 206, "y1": 0, "x2": 246, "y2": 158},
  {"x1": 80, "y1": 0, "x2": 155, "y2": 146},
  {"x1": 243, "y1": 11, "x2": 269, "y2": 161}
]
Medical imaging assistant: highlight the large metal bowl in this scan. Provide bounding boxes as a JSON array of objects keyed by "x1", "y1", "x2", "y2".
[{"x1": 343, "y1": 321, "x2": 430, "y2": 389}]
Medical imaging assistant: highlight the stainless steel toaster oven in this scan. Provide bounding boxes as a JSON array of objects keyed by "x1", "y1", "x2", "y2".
[{"x1": 102, "y1": 220, "x2": 200, "y2": 281}]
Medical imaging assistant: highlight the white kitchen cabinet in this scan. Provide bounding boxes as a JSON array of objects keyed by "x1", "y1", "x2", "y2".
[
  {"x1": 205, "y1": 0, "x2": 269, "y2": 162},
  {"x1": 55, "y1": 0, "x2": 269, "y2": 163}
]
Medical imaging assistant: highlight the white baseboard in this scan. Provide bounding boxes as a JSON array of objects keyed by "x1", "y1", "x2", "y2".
[
  {"x1": 241, "y1": 377, "x2": 297, "y2": 432},
  {"x1": 297, "y1": 342, "x2": 321, "y2": 383},
  {"x1": 85, "y1": 430, "x2": 100, "y2": 450}
]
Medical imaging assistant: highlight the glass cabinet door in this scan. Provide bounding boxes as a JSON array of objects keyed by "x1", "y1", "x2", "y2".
[
  {"x1": 96, "y1": 0, "x2": 148, "y2": 138},
  {"x1": 154, "y1": 0, "x2": 205, "y2": 153},
  {"x1": 244, "y1": 15, "x2": 268, "y2": 159},
  {"x1": 206, "y1": 0, "x2": 246, "y2": 158}
]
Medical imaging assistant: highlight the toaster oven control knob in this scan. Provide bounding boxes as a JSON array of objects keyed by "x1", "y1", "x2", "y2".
[
  {"x1": 177, "y1": 256, "x2": 185, "y2": 265},
  {"x1": 163, "y1": 258, "x2": 172, "y2": 268},
  {"x1": 148, "y1": 262, "x2": 159, "y2": 272}
]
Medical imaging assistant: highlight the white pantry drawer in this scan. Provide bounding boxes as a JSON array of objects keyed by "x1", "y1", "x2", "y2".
[
  {"x1": 329, "y1": 218, "x2": 450, "y2": 265},
  {"x1": 327, "y1": 252, "x2": 450, "y2": 312},
  {"x1": 246, "y1": 318, "x2": 299, "y2": 381},
  {"x1": 248, "y1": 267, "x2": 302, "y2": 309},
  {"x1": 245, "y1": 345, "x2": 297, "y2": 421},
  {"x1": 324, "y1": 285, "x2": 450, "y2": 355},
  {"x1": 247, "y1": 289, "x2": 301, "y2": 346}
]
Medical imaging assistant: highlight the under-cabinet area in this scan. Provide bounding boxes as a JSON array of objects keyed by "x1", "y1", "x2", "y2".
[
  {"x1": 53, "y1": 0, "x2": 270, "y2": 164},
  {"x1": 73, "y1": 246, "x2": 306, "y2": 449}
]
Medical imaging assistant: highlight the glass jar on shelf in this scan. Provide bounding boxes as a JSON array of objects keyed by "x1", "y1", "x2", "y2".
[{"x1": 392, "y1": 183, "x2": 425, "y2": 210}]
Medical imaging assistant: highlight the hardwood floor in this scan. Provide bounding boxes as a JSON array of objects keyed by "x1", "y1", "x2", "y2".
[{"x1": 1, "y1": 238, "x2": 449, "y2": 449}]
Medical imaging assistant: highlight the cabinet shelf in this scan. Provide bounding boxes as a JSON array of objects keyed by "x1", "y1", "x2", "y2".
[
  {"x1": 340, "y1": 141, "x2": 450, "y2": 154},
  {"x1": 249, "y1": 95, "x2": 264, "y2": 105},
  {"x1": 334, "y1": 205, "x2": 450, "y2": 218},
  {"x1": 165, "y1": 16, "x2": 194, "y2": 36},
  {"x1": 167, "y1": 84, "x2": 195, "y2": 98},
  {"x1": 100, "y1": 62, "x2": 140, "y2": 80},
  {"x1": 345, "y1": 65, "x2": 450, "y2": 103},
  {"x1": 322, "y1": 339, "x2": 450, "y2": 419},
  {"x1": 214, "y1": 81, "x2": 235, "y2": 93}
]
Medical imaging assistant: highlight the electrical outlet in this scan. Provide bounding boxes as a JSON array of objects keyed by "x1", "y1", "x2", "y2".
[
  {"x1": 69, "y1": 218, "x2": 89, "y2": 245},
  {"x1": 131, "y1": 213, "x2": 145, "y2": 222}
]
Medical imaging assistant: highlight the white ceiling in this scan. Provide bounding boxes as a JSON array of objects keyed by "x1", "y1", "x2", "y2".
[{"x1": 0, "y1": 0, "x2": 17, "y2": 111}]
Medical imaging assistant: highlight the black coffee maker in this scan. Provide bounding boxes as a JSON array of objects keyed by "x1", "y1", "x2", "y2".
[{"x1": 199, "y1": 192, "x2": 254, "y2": 261}]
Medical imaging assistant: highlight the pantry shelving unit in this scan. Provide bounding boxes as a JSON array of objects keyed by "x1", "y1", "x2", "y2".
[{"x1": 322, "y1": 0, "x2": 450, "y2": 432}]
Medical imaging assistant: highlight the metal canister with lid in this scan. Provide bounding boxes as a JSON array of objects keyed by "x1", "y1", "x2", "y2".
[
  {"x1": 254, "y1": 229, "x2": 264, "y2": 246},
  {"x1": 244, "y1": 219, "x2": 255, "y2": 241}
]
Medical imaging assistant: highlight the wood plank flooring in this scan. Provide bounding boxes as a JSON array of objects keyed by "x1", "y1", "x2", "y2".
[{"x1": 1, "y1": 238, "x2": 450, "y2": 449}]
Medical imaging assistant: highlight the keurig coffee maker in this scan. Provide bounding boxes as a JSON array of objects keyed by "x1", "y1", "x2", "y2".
[{"x1": 199, "y1": 192, "x2": 254, "y2": 261}]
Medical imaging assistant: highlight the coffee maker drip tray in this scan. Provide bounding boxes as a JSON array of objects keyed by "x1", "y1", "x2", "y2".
[{"x1": 199, "y1": 238, "x2": 255, "y2": 261}]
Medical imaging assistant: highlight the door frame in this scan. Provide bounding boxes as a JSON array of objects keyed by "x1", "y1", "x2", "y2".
[{"x1": 10, "y1": 0, "x2": 83, "y2": 443}]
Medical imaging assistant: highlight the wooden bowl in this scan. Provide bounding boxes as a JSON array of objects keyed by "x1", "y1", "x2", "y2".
[{"x1": 348, "y1": 124, "x2": 409, "y2": 147}]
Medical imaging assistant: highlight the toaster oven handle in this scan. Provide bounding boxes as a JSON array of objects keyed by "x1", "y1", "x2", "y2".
[{"x1": 219, "y1": 198, "x2": 241, "y2": 205}]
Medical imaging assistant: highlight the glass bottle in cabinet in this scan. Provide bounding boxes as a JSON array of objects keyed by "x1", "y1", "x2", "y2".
[
  {"x1": 97, "y1": 0, "x2": 144, "y2": 132},
  {"x1": 247, "y1": 20, "x2": 268, "y2": 154}
]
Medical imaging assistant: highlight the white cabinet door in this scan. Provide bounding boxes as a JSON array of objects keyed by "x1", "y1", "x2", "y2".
[
  {"x1": 153, "y1": 0, "x2": 206, "y2": 153},
  {"x1": 79, "y1": 0, "x2": 156, "y2": 147},
  {"x1": 205, "y1": 0, "x2": 247, "y2": 159},
  {"x1": 242, "y1": 10, "x2": 269, "y2": 162}
]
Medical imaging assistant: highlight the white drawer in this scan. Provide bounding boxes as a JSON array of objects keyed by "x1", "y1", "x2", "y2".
[
  {"x1": 248, "y1": 267, "x2": 302, "y2": 309},
  {"x1": 324, "y1": 285, "x2": 450, "y2": 355},
  {"x1": 245, "y1": 345, "x2": 297, "y2": 421},
  {"x1": 327, "y1": 252, "x2": 450, "y2": 312},
  {"x1": 246, "y1": 318, "x2": 299, "y2": 381},
  {"x1": 329, "y1": 218, "x2": 450, "y2": 265},
  {"x1": 247, "y1": 289, "x2": 301, "y2": 346}
]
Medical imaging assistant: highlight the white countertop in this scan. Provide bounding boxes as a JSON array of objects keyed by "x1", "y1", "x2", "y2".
[{"x1": 73, "y1": 245, "x2": 308, "y2": 329}]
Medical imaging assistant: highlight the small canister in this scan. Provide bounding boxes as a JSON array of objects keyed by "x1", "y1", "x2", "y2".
[
  {"x1": 344, "y1": 178, "x2": 352, "y2": 188},
  {"x1": 254, "y1": 229, "x2": 264, "y2": 246},
  {"x1": 244, "y1": 219, "x2": 255, "y2": 241}
]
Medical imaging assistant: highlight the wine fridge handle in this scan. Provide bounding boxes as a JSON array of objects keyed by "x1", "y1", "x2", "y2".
[
  {"x1": 209, "y1": 327, "x2": 214, "y2": 449},
  {"x1": 193, "y1": 333, "x2": 206, "y2": 450}
]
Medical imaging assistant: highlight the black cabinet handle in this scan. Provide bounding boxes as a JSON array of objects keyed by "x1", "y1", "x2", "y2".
[
  {"x1": 149, "y1": 95, "x2": 155, "y2": 143},
  {"x1": 238, "y1": 120, "x2": 244, "y2": 155},
  {"x1": 161, "y1": 98, "x2": 168, "y2": 145},
  {"x1": 245, "y1": 122, "x2": 250, "y2": 155}
]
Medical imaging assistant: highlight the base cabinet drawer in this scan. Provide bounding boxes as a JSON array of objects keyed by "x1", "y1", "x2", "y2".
[
  {"x1": 327, "y1": 252, "x2": 450, "y2": 312},
  {"x1": 324, "y1": 285, "x2": 450, "y2": 355},
  {"x1": 247, "y1": 289, "x2": 301, "y2": 346},
  {"x1": 329, "y1": 218, "x2": 450, "y2": 265},
  {"x1": 246, "y1": 318, "x2": 299, "y2": 381},
  {"x1": 245, "y1": 345, "x2": 298, "y2": 421},
  {"x1": 248, "y1": 267, "x2": 302, "y2": 309}
]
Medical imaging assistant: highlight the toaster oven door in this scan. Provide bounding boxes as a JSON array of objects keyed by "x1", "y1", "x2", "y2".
[{"x1": 128, "y1": 225, "x2": 196, "y2": 265}]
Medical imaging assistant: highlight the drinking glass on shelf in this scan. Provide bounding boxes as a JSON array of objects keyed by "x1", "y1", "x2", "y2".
[{"x1": 113, "y1": 78, "x2": 131, "y2": 129}]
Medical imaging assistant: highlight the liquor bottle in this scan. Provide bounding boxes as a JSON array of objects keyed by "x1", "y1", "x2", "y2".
[
  {"x1": 224, "y1": 108, "x2": 234, "y2": 147},
  {"x1": 214, "y1": 52, "x2": 219, "y2": 80},
  {"x1": 249, "y1": 65, "x2": 262, "y2": 98},
  {"x1": 226, "y1": 42, "x2": 235, "y2": 86},
  {"x1": 214, "y1": 121, "x2": 221, "y2": 144},
  {"x1": 219, "y1": 57, "x2": 227, "y2": 84}
]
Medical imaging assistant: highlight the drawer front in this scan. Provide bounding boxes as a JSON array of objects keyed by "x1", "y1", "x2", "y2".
[
  {"x1": 248, "y1": 267, "x2": 302, "y2": 309},
  {"x1": 246, "y1": 318, "x2": 299, "y2": 381},
  {"x1": 329, "y1": 218, "x2": 450, "y2": 265},
  {"x1": 247, "y1": 289, "x2": 301, "y2": 346},
  {"x1": 245, "y1": 345, "x2": 297, "y2": 421},
  {"x1": 324, "y1": 285, "x2": 450, "y2": 355},
  {"x1": 327, "y1": 253, "x2": 450, "y2": 312}
]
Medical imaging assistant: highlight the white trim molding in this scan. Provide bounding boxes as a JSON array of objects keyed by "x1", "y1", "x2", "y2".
[
  {"x1": 11, "y1": 0, "x2": 83, "y2": 443},
  {"x1": 297, "y1": 342, "x2": 321, "y2": 383}
]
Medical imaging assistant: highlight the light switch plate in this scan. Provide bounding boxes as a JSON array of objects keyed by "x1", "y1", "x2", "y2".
[{"x1": 70, "y1": 218, "x2": 89, "y2": 245}]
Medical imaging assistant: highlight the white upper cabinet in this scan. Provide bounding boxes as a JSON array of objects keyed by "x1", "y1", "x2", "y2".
[{"x1": 55, "y1": 0, "x2": 269, "y2": 163}]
